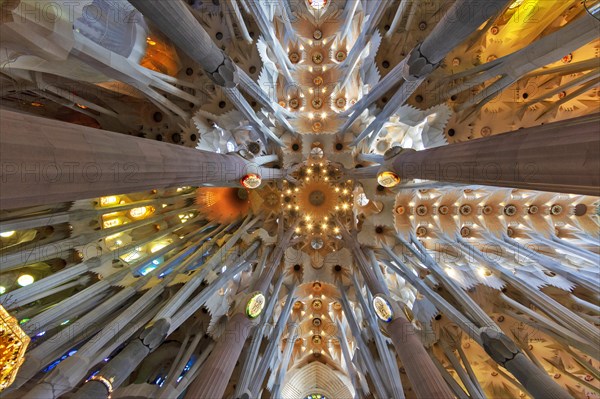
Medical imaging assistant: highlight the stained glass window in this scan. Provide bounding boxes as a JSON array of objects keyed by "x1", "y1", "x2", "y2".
[{"x1": 305, "y1": 395, "x2": 328, "y2": 399}]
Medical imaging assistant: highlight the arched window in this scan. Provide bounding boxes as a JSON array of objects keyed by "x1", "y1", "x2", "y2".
[{"x1": 305, "y1": 395, "x2": 328, "y2": 399}]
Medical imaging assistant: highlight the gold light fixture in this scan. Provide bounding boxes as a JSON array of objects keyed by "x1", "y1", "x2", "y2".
[
  {"x1": 241, "y1": 174, "x2": 262, "y2": 189},
  {"x1": 100, "y1": 196, "x2": 120, "y2": 206},
  {"x1": 17, "y1": 274, "x2": 34, "y2": 287},
  {"x1": 0, "y1": 305, "x2": 30, "y2": 391},
  {"x1": 128, "y1": 206, "x2": 154, "y2": 220},
  {"x1": 377, "y1": 171, "x2": 401, "y2": 188}
]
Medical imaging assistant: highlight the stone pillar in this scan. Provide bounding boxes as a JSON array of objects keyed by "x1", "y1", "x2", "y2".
[
  {"x1": 481, "y1": 328, "x2": 572, "y2": 399},
  {"x1": 184, "y1": 227, "x2": 293, "y2": 398},
  {"x1": 128, "y1": 0, "x2": 237, "y2": 88},
  {"x1": 72, "y1": 319, "x2": 171, "y2": 399},
  {"x1": 344, "y1": 0, "x2": 509, "y2": 133},
  {"x1": 184, "y1": 313, "x2": 252, "y2": 399},
  {"x1": 0, "y1": 110, "x2": 280, "y2": 209},
  {"x1": 388, "y1": 114, "x2": 600, "y2": 196},
  {"x1": 387, "y1": 315, "x2": 456, "y2": 398}
]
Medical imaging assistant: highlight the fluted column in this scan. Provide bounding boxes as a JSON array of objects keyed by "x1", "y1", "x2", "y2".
[
  {"x1": 345, "y1": 242, "x2": 454, "y2": 398},
  {"x1": 184, "y1": 313, "x2": 253, "y2": 399},
  {"x1": 0, "y1": 110, "x2": 281, "y2": 209},
  {"x1": 184, "y1": 226, "x2": 293, "y2": 398},
  {"x1": 73, "y1": 319, "x2": 171, "y2": 399},
  {"x1": 128, "y1": 0, "x2": 237, "y2": 87},
  {"x1": 388, "y1": 114, "x2": 600, "y2": 196},
  {"x1": 271, "y1": 321, "x2": 299, "y2": 398},
  {"x1": 345, "y1": 0, "x2": 509, "y2": 135},
  {"x1": 387, "y1": 315, "x2": 456, "y2": 398},
  {"x1": 481, "y1": 328, "x2": 572, "y2": 399},
  {"x1": 248, "y1": 285, "x2": 297, "y2": 396}
]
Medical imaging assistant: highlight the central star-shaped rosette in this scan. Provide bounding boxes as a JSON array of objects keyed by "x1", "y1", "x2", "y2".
[{"x1": 281, "y1": 161, "x2": 353, "y2": 237}]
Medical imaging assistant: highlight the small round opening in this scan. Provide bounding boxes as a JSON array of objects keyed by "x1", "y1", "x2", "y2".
[{"x1": 448, "y1": 128, "x2": 456, "y2": 137}]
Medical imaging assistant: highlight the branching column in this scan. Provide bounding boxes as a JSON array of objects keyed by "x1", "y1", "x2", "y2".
[
  {"x1": 346, "y1": 237, "x2": 453, "y2": 398},
  {"x1": 481, "y1": 328, "x2": 573, "y2": 399},
  {"x1": 127, "y1": 0, "x2": 237, "y2": 87},
  {"x1": 0, "y1": 110, "x2": 281, "y2": 209},
  {"x1": 346, "y1": 0, "x2": 509, "y2": 139},
  {"x1": 388, "y1": 114, "x2": 600, "y2": 196},
  {"x1": 386, "y1": 315, "x2": 456, "y2": 398},
  {"x1": 184, "y1": 226, "x2": 295, "y2": 398}
]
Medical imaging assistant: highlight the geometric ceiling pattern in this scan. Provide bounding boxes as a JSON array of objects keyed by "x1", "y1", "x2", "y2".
[{"x1": 0, "y1": 0, "x2": 599, "y2": 398}]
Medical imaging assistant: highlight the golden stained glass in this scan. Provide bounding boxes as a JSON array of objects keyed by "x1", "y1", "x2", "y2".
[{"x1": 0, "y1": 305, "x2": 30, "y2": 391}]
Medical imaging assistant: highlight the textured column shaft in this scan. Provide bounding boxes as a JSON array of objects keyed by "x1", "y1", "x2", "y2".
[
  {"x1": 128, "y1": 0, "x2": 237, "y2": 87},
  {"x1": 249, "y1": 286, "x2": 297, "y2": 395},
  {"x1": 506, "y1": 354, "x2": 573, "y2": 399},
  {"x1": 272, "y1": 322, "x2": 298, "y2": 397},
  {"x1": 234, "y1": 273, "x2": 284, "y2": 397},
  {"x1": 0, "y1": 110, "x2": 277, "y2": 209},
  {"x1": 73, "y1": 339, "x2": 151, "y2": 399},
  {"x1": 387, "y1": 316, "x2": 455, "y2": 398},
  {"x1": 343, "y1": 0, "x2": 508, "y2": 130},
  {"x1": 482, "y1": 328, "x2": 572, "y2": 399},
  {"x1": 11, "y1": 285, "x2": 134, "y2": 391},
  {"x1": 184, "y1": 313, "x2": 252, "y2": 399},
  {"x1": 390, "y1": 114, "x2": 600, "y2": 196}
]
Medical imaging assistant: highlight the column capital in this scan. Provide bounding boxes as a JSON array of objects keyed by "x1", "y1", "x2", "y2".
[
  {"x1": 140, "y1": 318, "x2": 171, "y2": 351},
  {"x1": 209, "y1": 53, "x2": 239, "y2": 88},
  {"x1": 403, "y1": 43, "x2": 439, "y2": 81},
  {"x1": 480, "y1": 327, "x2": 520, "y2": 367}
]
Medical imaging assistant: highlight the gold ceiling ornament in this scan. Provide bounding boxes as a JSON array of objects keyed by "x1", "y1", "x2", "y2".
[
  {"x1": 295, "y1": 181, "x2": 338, "y2": 221},
  {"x1": 0, "y1": 305, "x2": 30, "y2": 391},
  {"x1": 372, "y1": 295, "x2": 394, "y2": 323},
  {"x1": 241, "y1": 173, "x2": 262, "y2": 189},
  {"x1": 312, "y1": 52, "x2": 324, "y2": 64},
  {"x1": 377, "y1": 171, "x2": 401, "y2": 188}
]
